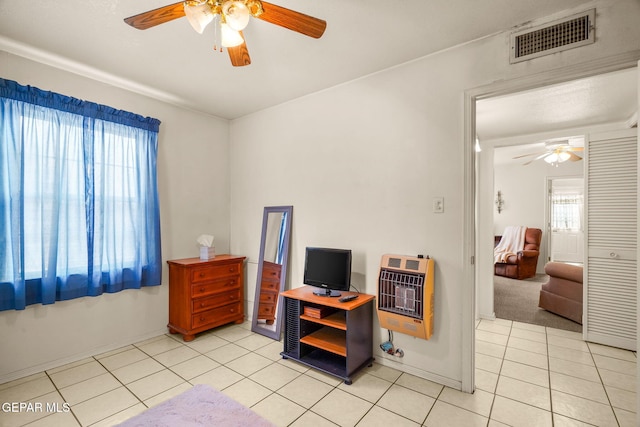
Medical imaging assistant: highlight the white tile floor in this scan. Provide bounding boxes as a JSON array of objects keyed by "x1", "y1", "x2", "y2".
[{"x1": 0, "y1": 318, "x2": 636, "y2": 426}]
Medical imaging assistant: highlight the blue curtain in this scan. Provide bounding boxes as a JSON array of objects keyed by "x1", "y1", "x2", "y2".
[{"x1": 0, "y1": 78, "x2": 162, "y2": 311}]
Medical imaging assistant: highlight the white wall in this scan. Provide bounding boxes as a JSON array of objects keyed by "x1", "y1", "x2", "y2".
[
  {"x1": 231, "y1": 0, "x2": 640, "y2": 389},
  {"x1": 0, "y1": 52, "x2": 231, "y2": 382}
]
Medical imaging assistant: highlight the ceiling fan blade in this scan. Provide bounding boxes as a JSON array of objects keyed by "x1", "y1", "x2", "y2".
[
  {"x1": 523, "y1": 153, "x2": 551, "y2": 165},
  {"x1": 258, "y1": 1, "x2": 326, "y2": 38},
  {"x1": 513, "y1": 151, "x2": 547, "y2": 159},
  {"x1": 228, "y1": 33, "x2": 251, "y2": 67},
  {"x1": 568, "y1": 152, "x2": 583, "y2": 161},
  {"x1": 567, "y1": 146, "x2": 585, "y2": 152},
  {"x1": 124, "y1": 2, "x2": 185, "y2": 30}
]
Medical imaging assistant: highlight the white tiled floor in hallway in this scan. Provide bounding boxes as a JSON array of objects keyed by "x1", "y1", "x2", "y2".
[{"x1": 0, "y1": 318, "x2": 636, "y2": 426}]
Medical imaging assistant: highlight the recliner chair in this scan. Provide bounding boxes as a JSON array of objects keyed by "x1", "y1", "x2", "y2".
[{"x1": 494, "y1": 228, "x2": 542, "y2": 280}]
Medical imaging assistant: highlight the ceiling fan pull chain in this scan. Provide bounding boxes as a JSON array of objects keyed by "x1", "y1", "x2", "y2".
[
  {"x1": 212, "y1": 14, "x2": 218, "y2": 51},
  {"x1": 213, "y1": 15, "x2": 222, "y2": 52}
]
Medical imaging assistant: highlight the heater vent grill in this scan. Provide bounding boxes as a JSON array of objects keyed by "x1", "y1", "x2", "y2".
[
  {"x1": 378, "y1": 269, "x2": 424, "y2": 319},
  {"x1": 510, "y1": 9, "x2": 594, "y2": 63}
]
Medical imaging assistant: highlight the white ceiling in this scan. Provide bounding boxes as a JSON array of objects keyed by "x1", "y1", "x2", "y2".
[
  {"x1": 0, "y1": 0, "x2": 596, "y2": 120},
  {"x1": 484, "y1": 68, "x2": 638, "y2": 165},
  {"x1": 477, "y1": 69, "x2": 638, "y2": 141}
]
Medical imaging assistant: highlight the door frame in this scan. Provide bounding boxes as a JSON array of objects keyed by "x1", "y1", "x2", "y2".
[{"x1": 463, "y1": 51, "x2": 640, "y2": 394}]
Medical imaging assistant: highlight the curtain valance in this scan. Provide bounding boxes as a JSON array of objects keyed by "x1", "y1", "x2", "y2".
[{"x1": 0, "y1": 78, "x2": 160, "y2": 132}]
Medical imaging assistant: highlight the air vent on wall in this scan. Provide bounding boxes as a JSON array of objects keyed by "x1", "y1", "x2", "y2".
[{"x1": 510, "y1": 9, "x2": 595, "y2": 63}]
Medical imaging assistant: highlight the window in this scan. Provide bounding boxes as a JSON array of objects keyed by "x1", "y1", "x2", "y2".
[
  {"x1": 0, "y1": 78, "x2": 162, "y2": 310},
  {"x1": 551, "y1": 193, "x2": 583, "y2": 231}
]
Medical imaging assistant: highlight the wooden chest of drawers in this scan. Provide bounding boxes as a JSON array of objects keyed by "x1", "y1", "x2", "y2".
[{"x1": 167, "y1": 255, "x2": 246, "y2": 341}]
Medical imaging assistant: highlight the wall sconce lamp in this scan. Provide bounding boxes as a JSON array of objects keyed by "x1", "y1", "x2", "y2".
[{"x1": 495, "y1": 190, "x2": 504, "y2": 214}]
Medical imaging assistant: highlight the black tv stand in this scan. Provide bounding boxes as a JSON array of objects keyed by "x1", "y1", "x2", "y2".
[
  {"x1": 280, "y1": 286, "x2": 374, "y2": 385},
  {"x1": 313, "y1": 289, "x2": 341, "y2": 297}
]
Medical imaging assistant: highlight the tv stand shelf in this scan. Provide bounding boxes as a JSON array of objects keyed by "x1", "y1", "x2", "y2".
[
  {"x1": 300, "y1": 311, "x2": 346, "y2": 330},
  {"x1": 300, "y1": 328, "x2": 347, "y2": 356},
  {"x1": 280, "y1": 286, "x2": 375, "y2": 385}
]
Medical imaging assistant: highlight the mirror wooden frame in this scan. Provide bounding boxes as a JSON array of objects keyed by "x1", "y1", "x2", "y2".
[{"x1": 251, "y1": 206, "x2": 293, "y2": 340}]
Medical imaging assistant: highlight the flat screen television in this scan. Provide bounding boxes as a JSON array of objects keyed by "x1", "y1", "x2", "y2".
[{"x1": 303, "y1": 247, "x2": 352, "y2": 297}]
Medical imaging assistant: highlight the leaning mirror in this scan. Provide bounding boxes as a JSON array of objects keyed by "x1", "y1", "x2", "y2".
[{"x1": 251, "y1": 206, "x2": 293, "y2": 340}]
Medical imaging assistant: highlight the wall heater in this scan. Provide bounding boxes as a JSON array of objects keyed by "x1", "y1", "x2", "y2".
[{"x1": 377, "y1": 254, "x2": 434, "y2": 340}]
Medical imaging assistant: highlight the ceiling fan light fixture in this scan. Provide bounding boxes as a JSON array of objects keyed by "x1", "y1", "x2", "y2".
[
  {"x1": 184, "y1": 1, "x2": 215, "y2": 34},
  {"x1": 544, "y1": 153, "x2": 559, "y2": 164},
  {"x1": 557, "y1": 151, "x2": 571, "y2": 162},
  {"x1": 223, "y1": 1, "x2": 251, "y2": 31},
  {"x1": 221, "y1": 23, "x2": 244, "y2": 47}
]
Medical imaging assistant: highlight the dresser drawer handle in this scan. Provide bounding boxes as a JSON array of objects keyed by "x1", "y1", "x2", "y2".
[
  {"x1": 229, "y1": 308, "x2": 235, "y2": 313},
  {"x1": 200, "y1": 316, "x2": 206, "y2": 322},
  {"x1": 200, "y1": 287, "x2": 205, "y2": 293},
  {"x1": 199, "y1": 272, "x2": 206, "y2": 278},
  {"x1": 200, "y1": 303, "x2": 205, "y2": 308}
]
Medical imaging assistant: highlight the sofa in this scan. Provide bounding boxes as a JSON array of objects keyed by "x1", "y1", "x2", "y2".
[
  {"x1": 494, "y1": 228, "x2": 542, "y2": 280},
  {"x1": 538, "y1": 262, "x2": 583, "y2": 324}
]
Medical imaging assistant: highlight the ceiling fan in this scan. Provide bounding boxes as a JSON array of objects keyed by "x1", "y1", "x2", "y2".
[
  {"x1": 513, "y1": 140, "x2": 584, "y2": 166},
  {"x1": 124, "y1": 0, "x2": 326, "y2": 67}
]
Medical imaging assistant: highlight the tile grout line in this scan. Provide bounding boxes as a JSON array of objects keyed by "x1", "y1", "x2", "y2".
[
  {"x1": 42, "y1": 369, "x2": 83, "y2": 427},
  {"x1": 33, "y1": 357, "x2": 124, "y2": 427},
  {"x1": 490, "y1": 319, "x2": 513, "y2": 424},
  {"x1": 487, "y1": 319, "x2": 514, "y2": 425},
  {"x1": 544, "y1": 326, "x2": 555, "y2": 426},
  {"x1": 588, "y1": 341, "x2": 622, "y2": 427},
  {"x1": 89, "y1": 355, "x2": 147, "y2": 427}
]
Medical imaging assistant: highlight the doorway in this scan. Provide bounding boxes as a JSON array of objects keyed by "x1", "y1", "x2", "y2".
[
  {"x1": 464, "y1": 63, "x2": 638, "y2": 394},
  {"x1": 472, "y1": 66, "x2": 638, "y2": 325}
]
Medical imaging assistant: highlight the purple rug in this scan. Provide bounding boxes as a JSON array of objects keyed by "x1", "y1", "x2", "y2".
[{"x1": 116, "y1": 384, "x2": 275, "y2": 427}]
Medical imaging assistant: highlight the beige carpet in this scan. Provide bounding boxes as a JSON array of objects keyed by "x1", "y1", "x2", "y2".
[{"x1": 493, "y1": 274, "x2": 582, "y2": 333}]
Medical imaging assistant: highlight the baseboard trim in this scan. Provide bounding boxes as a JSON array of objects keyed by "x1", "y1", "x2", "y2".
[
  {"x1": 0, "y1": 327, "x2": 168, "y2": 385},
  {"x1": 374, "y1": 355, "x2": 462, "y2": 391}
]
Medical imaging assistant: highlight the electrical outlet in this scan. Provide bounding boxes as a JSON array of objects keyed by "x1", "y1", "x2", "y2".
[{"x1": 432, "y1": 197, "x2": 444, "y2": 213}]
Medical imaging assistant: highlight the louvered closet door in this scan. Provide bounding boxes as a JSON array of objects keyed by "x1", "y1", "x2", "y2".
[{"x1": 585, "y1": 128, "x2": 637, "y2": 351}]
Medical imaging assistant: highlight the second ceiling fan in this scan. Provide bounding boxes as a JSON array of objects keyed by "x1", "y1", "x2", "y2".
[
  {"x1": 513, "y1": 140, "x2": 584, "y2": 166},
  {"x1": 124, "y1": 0, "x2": 327, "y2": 67}
]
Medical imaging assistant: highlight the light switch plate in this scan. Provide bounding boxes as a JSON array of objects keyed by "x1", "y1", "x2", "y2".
[{"x1": 433, "y1": 197, "x2": 444, "y2": 213}]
